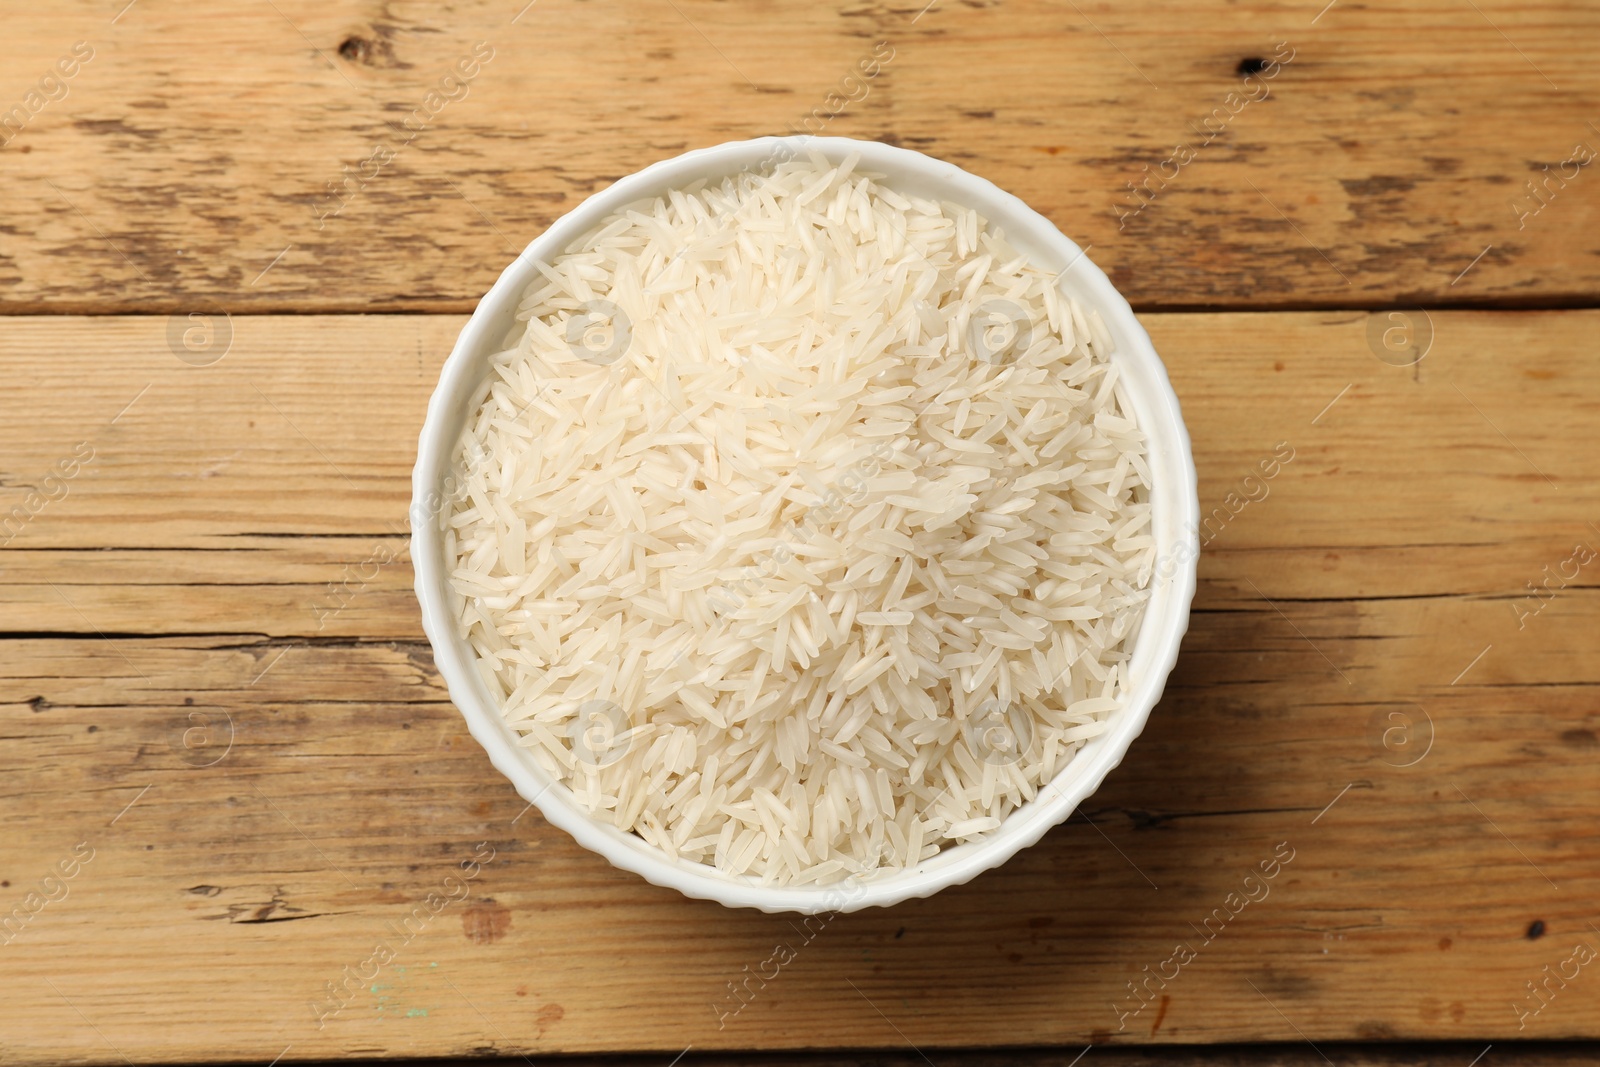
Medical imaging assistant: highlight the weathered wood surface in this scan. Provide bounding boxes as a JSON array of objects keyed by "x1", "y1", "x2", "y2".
[
  {"x1": 6, "y1": 0, "x2": 1600, "y2": 1060},
  {"x1": 2, "y1": 1, "x2": 1599, "y2": 313},
  {"x1": 2, "y1": 313, "x2": 1598, "y2": 1064}
]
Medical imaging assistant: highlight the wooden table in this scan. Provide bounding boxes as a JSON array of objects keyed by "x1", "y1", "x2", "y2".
[{"x1": 4, "y1": 1, "x2": 1599, "y2": 1063}]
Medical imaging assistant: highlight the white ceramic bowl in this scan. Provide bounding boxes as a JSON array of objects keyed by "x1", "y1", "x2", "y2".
[{"x1": 412, "y1": 136, "x2": 1199, "y2": 913}]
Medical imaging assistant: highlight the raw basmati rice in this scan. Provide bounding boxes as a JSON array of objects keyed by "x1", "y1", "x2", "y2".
[{"x1": 446, "y1": 153, "x2": 1154, "y2": 885}]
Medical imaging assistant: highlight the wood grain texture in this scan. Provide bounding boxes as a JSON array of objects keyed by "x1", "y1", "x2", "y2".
[
  {"x1": 2, "y1": 313, "x2": 1598, "y2": 1063},
  {"x1": 5, "y1": 0, "x2": 1600, "y2": 1059},
  {"x1": 2, "y1": 1, "x2": 1600, "y2": 313}
]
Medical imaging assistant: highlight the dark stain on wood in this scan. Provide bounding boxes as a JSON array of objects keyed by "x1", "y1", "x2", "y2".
[
  {"x1": 336, "y1": 22, "x2": 411, "y2": 69},
  {"x1": 463, "y1": 898, "x2": 512, "y2": 943},
  {"x1": 1150, "y1": 993, "x2": 1171, "y2": 1035},
  {"x1": 1252, "y1": 971, "x2": 1319, "y2": 1000},
  {"x1": 536, "y1": 1002, "x2": 565, "y2": 1035}
]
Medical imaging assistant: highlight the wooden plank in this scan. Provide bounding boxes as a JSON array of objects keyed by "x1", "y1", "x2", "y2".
[
  {"x1": 3, "y1": 620, "x2": 1599, "y2": 1059},
  {"x1": 2, "y1": 1, "x2": 1599, "y2": 313},
  {"x1": 2, "y1": 311, "x2": 1595, "y2": 629},
  {"x1": 2, "y1": 311, "x2": 1599, "y2": 1061}
]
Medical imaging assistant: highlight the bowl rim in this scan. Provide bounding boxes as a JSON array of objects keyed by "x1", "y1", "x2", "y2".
[{"x1": 411, "y1": 135, "x2": 1199, "y2": 913}]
